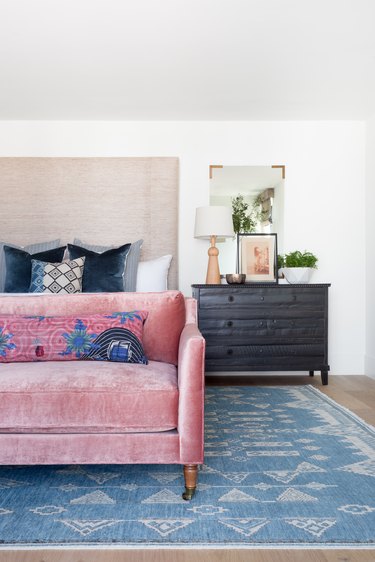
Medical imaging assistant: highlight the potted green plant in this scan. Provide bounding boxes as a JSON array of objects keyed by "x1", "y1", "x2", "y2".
[{"x1": 278, "y1": 250, "x2": 318, "y2": 283}]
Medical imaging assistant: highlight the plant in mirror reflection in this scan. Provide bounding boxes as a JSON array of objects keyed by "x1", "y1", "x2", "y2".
[
  {"x1": 231, "y1": 194, "x2": 256, "y2": 234},
  {"x1": 231, "y1": 194, "x2": 268, "y2": 234}
]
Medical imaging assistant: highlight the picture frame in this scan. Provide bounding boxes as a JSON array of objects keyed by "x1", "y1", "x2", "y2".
[{"x1": 237, "y1": 233, "x2": 278, "y2": 283}]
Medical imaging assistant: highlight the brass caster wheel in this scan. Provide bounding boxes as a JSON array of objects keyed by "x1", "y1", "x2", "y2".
[{"x1": 182, "y1": 487, "x2": 196, "y2": 501}]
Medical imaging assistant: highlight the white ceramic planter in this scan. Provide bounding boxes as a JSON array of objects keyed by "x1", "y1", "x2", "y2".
[{"x1": 281, "y1": 267, "x2": 314, "y2": 284}]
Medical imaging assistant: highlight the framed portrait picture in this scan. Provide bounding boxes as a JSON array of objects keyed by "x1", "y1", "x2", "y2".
[{"x1": 237, "y1": 233, "x2": 278, "y2": 283}]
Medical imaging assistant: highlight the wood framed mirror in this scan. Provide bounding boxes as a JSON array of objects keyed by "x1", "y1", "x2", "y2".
[{"x1": 209, "y1": 165, "x2": 285, "y2": 275}]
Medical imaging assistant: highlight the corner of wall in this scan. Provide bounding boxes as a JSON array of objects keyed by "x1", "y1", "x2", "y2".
[{"x1": 365, "y1": 114, "x2": 375, "y2": 378}]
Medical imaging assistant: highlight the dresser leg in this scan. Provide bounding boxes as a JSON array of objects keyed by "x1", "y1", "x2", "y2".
[
  {"x1": 321, "y1": 370, "x2": 328, "y2": 385},
  {"x1": 309, "y1": 370, "x2": 314, "y2": 376}
]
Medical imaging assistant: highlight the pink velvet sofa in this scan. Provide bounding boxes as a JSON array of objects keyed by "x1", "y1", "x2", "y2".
[{"x1": 0, "y1": 290, "x2": 205, "y2": 500}]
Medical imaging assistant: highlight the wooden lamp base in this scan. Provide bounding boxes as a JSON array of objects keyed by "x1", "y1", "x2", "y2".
[{"x1": 205, "y1": 235, "x2": 221, "y2": 284}]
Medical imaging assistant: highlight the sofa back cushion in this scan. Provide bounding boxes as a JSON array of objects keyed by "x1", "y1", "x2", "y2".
[{"x1": 0, "y1": 291, "x2": 185, "y2": 365}]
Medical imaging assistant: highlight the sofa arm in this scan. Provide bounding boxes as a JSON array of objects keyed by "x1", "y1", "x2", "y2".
[{"x1": 177, "y1": 323, "x2": 205, "y2": 464}]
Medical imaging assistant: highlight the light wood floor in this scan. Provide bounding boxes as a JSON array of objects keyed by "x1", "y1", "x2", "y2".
[{"x1": 1, "y1": 375, "x2": 374, "y2": 562}]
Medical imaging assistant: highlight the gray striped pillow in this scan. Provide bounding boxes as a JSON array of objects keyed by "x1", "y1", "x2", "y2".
[
  {"x1": 0, "y1": 240, "x2": 61, "y2": 292},
  {"x1": 73, "y1": 238, "x2": 143, "y2": 292}
]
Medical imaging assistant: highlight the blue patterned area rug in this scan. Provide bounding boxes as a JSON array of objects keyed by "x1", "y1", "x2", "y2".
[{"x1": 0, "y1": 385, "x2": 375, "y2": 549}]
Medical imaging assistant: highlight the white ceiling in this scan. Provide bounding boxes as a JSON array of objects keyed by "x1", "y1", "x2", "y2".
[{"x1": 1, "y1": 0, "x2": 375, "y2": 120}]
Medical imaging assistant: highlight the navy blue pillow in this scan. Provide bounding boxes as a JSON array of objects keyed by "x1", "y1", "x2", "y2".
[
  {"x1": 4, "y1": 245, "x2": 66, "y2": 293},
  {"x1": 67, "y1": 243, "x2": 130, "y2": 292}
]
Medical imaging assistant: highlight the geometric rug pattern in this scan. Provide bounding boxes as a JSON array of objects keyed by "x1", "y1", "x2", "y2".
[{"x1": 0, "y1": 386, "x2": 374, "y2": 548}]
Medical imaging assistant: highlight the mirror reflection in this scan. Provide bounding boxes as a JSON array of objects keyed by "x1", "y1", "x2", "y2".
[{"x1": 209, "y1": 165, "x2": 285, "y2": 275}]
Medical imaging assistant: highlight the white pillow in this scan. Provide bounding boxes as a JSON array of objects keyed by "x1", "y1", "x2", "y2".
[{"x1": 136, "y1": 255, "x2": 172, "y2": 292}]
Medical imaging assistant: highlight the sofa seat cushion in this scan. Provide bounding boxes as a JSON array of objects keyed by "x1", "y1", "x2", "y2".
[{"x1": 0, "y1": 361, "x2": 178, "y2": 433}]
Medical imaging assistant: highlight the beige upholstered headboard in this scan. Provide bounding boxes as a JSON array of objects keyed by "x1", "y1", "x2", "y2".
[{"x1": 0, "y1": 157, "x2": 179, "y2": 289}]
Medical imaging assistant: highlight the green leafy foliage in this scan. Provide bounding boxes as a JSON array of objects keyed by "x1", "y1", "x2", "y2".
[
  {"x1": 277, "y1": 254, "x2": 285, "y2": 269},
  {"x1": 231, "y1": 194, "x2": 258, "y2": 234},
  {"x1": 252, "y1": 194, "x2": 270, "y2": 224},
  {"x1": 280, "y1": 250, "x2": 318, "y2": 269}
]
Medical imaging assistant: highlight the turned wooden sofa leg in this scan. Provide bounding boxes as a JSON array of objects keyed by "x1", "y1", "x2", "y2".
[{"x1": 182, "y1": 464, "x2": 198, "y2": 500}]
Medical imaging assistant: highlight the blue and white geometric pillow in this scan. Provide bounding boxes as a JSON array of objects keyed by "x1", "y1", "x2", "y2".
[{"x1": 29, "y1": 257, "x2": 85, "y2": 294}]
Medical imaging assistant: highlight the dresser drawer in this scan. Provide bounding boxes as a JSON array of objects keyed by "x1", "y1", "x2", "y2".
[
  {"x1": 199, "y1": 316, "x2": 325, "y2": 339},
  {"x1": 197, "y1": 287, "x2": 327, "y2": 309},
  {"x1": 206, "y1": 343, "x2": 326, "y2": 370},
  {"x1": 206, "y1": 343, "x2": 325, "y2": 359}
]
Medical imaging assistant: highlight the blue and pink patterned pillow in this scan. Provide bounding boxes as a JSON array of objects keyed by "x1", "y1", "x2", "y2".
[{"x1": 0, "y1": 311, "x2": 148, "y2": 364}]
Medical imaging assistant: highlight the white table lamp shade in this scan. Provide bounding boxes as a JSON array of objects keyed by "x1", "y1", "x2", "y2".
[
  {"x1": 194, "y1": 206, "x2": 234, "y2": 284},
  {"x1": 194, "y1": 206, "x2": 234, "y2": 239}
]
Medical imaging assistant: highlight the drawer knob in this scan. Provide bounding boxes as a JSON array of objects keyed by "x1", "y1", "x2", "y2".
[
  {"x1": 227, "y1": 349, "x2": 233, "y2": 355},
  {"x1": 228, "y1": 295, "x2": 234, "y2": 302},
  {"x1": 227, "y1": 320, "x2": 233, "y2": 327},
  {"x1": 259, "y1": 321, "x2": 264, "y2": 326},
  {"x1": 260, "y1": 296, "x2": 264, "y2": 301}
]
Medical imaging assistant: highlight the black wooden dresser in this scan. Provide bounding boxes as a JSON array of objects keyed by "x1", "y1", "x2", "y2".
[{"x1": 192, "y1": 283, "x2": 330, "y2": 385}]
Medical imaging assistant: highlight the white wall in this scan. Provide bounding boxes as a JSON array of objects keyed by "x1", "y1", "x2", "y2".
[
  {"x1": 0, "y1": 120, "x2": 366, "y2": 375},
  {"x1": 366, "y1": 114, "x2": 375, "y2": 379}
]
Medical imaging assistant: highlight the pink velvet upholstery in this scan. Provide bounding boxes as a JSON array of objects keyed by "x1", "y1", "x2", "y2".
[
  {"x1": 0, "y1": 291, "x2": 205, "y2": 471},
  {"x1": 0, "y1": 360, "x2": 178, "y2": 433},
  {"x1": 0, "y1": 433, "x2": 180, "y2": 465},
  {"x1": 0, "y1": 291, "x2": 186, "y2": 365}
]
